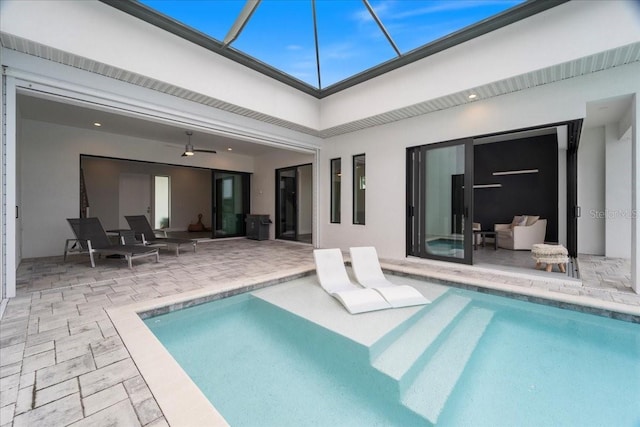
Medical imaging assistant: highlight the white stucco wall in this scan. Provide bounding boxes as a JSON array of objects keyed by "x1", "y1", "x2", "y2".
[
  {"x1": 631, "y1": 94, "x2": 640, "y2": 294},
  {"x1": 605, "y1": 124, "x2": 632, "y2": 258},
  {"x1": 298, "y1": 165, "x2": 313, "y2": 236},
  {"x1": 578, "y1": 127, "x2": 606, "y2": 255}
]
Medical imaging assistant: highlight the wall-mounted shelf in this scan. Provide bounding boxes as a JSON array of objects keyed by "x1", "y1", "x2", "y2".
[
  {"x1": 492, "y1": 169, "x2": 539, "y2": 176},
  {"x1": 473, "y1": 184, "x2": 502, "y2": 189}
]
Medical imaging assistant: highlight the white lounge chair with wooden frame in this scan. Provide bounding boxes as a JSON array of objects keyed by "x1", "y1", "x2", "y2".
[
  {"x1": 349, "y1": 246, "x2": 431, "y2": 308},
  {"x1": 313, "y1": 248, "x2": 391, "y2": 314}
]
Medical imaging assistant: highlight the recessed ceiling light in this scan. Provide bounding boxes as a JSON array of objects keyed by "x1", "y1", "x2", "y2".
[
  {"x1": 227, "y1": 147, "x2": 233, "y2": 151},
  {"x1": 93, "y1": 122, "x2": 102, "y2": 127},
  {"x1": 468, "y1": 94, "x2": 477, "y2": 99}
]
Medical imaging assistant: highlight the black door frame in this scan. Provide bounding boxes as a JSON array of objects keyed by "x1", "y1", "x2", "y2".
[
  {"x1": 407, "y1": 138, "x2": 474, "y2": 265},
  {"x1": 407, "y1": 119, "x2": 583, "y2": 263},
  {"x1": 566, "y1": 119, "x2": 583, "y2": 257},
  {"x1": 275, "y1": 163, "x2": 312, "y2": 241},
  {"x1": 211, "y1": 169, "x2": 251, "y2": 238}
]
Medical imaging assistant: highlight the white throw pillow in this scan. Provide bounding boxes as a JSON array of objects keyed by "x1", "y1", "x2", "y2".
[
  {"x1": 526, "y1": 215, "x2": 540, "y2": 226},
  {"x1": 511, "y1": 215, "x2": 527, "y2": 228}
]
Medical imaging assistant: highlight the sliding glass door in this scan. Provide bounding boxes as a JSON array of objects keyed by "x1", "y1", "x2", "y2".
[
  {"x1": 276, "y1": 168, "x2": 298, "y2": 241},
  {"x1": 212, "y1": 171, "x2": 249, "y2": 238},
  {"x1": 407, "y1": 139, "x2": 473, "y2": 264},
  {"x1": 275, "y1": 164, "x2": 313, "y2": 243}
]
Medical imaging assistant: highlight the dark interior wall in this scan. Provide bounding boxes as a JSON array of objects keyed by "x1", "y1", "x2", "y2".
[
  {"x1": 81, "y1": 156, "x2": 212, "y2": 231},
  {"x1": 473, "y1": 135, "x2": 558, "y2": 242}
]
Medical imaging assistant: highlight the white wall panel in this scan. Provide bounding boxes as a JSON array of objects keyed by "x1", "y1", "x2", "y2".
[
  {"x1": 578, "y1": 127, "x2": 606, "y2": 255},
  {"x1": 605, "y1": 124, "x2": 632, "y2": 258}
]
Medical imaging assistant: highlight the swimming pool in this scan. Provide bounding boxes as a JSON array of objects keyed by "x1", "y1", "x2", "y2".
[{"x1": 144, "y1": 276, "x2": 640, "y2": 426}]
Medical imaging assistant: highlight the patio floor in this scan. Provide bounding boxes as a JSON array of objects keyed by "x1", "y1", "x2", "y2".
[{"x1": 1, "y1": 239, "x2": 638, "y2": 426}]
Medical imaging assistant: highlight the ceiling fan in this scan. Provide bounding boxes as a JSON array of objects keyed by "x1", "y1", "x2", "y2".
[{"x1": 181, "y1": 131, "x2": 217, "y2": 157}]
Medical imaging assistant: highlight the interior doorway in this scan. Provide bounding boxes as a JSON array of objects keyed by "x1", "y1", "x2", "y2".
[
  {"x1": 275, "y1": 164, "x2": 313, "y2": 243},
  {"x1": 119, "y1": 173, "x2": 151, "y2": 229}
]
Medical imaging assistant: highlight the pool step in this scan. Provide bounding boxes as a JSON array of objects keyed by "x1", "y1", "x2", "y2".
[
  {"x1": 371, "y1": 294, "x2": 472, "y2": 385},
  {"x1": 401, "y1": 307, "x2": 494, "y2": 424}
]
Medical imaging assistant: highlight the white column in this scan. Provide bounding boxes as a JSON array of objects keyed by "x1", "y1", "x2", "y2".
[
  {"x1": 0, "y1": 66, "x2": 4, "y2": 300},
  {"x1": 604, "y1": 124, "x2": 632, "y2": 258},
  {"x1": 2, "y1": 74, "x2": 17, "y2": 298},
  {"x1": 631, "y1": 94, "x2": 639, "y2": 294}
]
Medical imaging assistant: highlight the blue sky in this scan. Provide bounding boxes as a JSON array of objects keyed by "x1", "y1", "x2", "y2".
[{"x1": 141, "y1": 1, "x2": 524, "y2": 88}]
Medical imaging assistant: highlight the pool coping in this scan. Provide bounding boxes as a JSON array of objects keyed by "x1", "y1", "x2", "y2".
[
  {"x1": 108, "y1": 263, "x2": 639, "y2": 426},
  {"x1": 378, "y1": 262, "x2": 640, "y2": 322}
]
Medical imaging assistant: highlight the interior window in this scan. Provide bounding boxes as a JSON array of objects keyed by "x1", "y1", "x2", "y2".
[
  {"x1": 331, "y1": 158, "x2": 341, "y2": 223},
  {"x1": 353, "y1": 154, "x2": 365, "y2": 224},
  {"x1": 154, "y1": 175, "x2": 170, "y2": 229}
]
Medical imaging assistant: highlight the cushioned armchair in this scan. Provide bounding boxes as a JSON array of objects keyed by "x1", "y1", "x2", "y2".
[{"x1": 494, "y1": 216, "x2": 547, "y2": 250}]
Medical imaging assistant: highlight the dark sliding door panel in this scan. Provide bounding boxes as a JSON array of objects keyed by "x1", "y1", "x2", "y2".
[{"x1": 407, "y1": 139, "x2": 474, "y2": 265}]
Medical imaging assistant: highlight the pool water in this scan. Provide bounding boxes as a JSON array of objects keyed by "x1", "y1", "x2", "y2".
[
  {"x1": 426, "y1": 238, "x2": 464, "y2": 256},
  {"x1": 146, "y1": 295, "x2": 423, "y2": 426},
  {"x1": 145, "y1": 286, "x2": 640, "y2": 426}
]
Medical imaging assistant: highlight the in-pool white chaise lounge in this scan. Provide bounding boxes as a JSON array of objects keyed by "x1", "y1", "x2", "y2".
[
  {"x1": 349, "y1": 246, "x2": 431, "y2": 308},
  {"x1": 313, "y1": 248, "x2": 391, "y2": 314}
]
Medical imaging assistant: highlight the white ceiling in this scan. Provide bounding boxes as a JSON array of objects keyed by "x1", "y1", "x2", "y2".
[{"x1": 17, "y1": 94, "x2": 286, "y2": 157}]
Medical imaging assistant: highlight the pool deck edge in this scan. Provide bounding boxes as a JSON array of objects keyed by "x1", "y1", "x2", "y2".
[{"x1": 381, "y1": 262, "x2": 640, "y2": 320}]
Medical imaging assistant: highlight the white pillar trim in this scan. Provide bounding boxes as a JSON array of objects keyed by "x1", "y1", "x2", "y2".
[
  {"x1": 631, "y1": 93, "x2": 639, "y2": 294},
  {"x1": 3, "y1": 74, "x2": 17, "y2": 298},
  {"x1": 313, "y1": 148, "x2": 321, "y2": 249}
]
